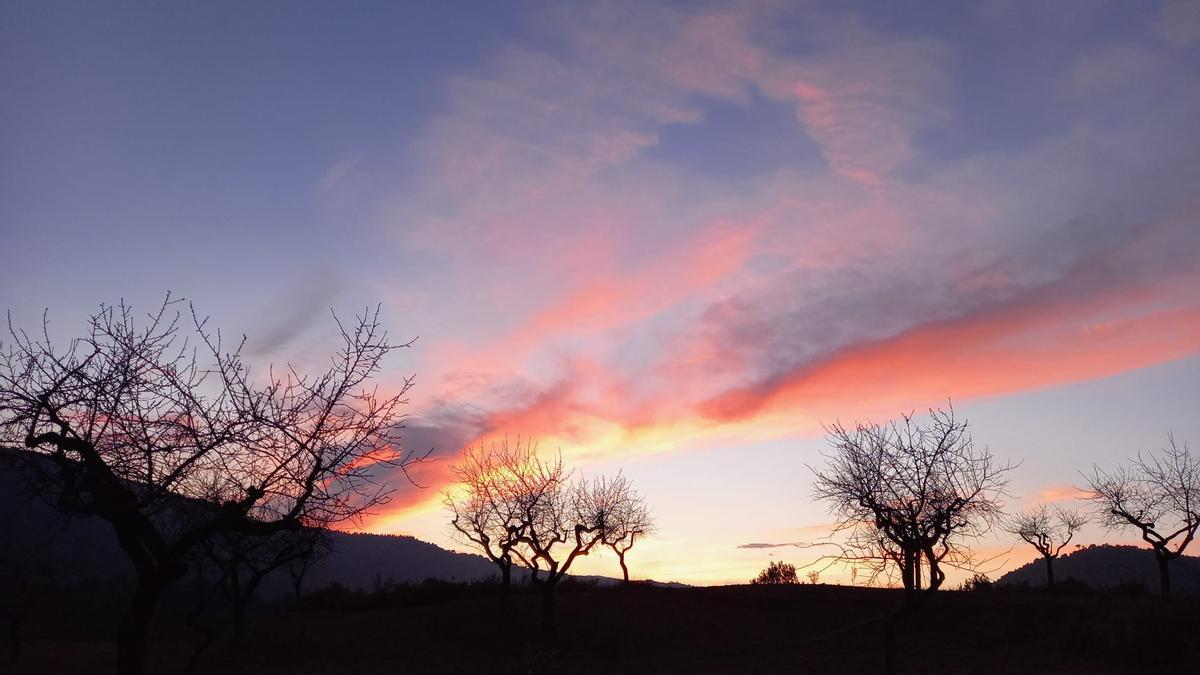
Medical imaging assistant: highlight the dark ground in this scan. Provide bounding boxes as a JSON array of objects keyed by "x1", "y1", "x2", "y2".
[{"x1": 8, "y1": 582, "x2": 1200, "y2": 675}]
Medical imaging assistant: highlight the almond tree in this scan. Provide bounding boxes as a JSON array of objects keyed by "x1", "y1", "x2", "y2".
[
  {"x1": 811, "y1": 404, "x2": 1011, "y2": 675},
  {"x1": 445, "y1": 440, "x2": 645, "y2": 634},
  {"x1": 1005, "y1": 504, "x2": 1086, "y2": 587},
  {"x1": 444, "y1": 438, "x2": 529, "y2": 600},
  {"x1": 1085, "y1": 435, "x2": 1198, "y2": 599},
  {"x1": 502, "y1": 448, "x2": 601, "y2": 636},
  {"x1": 594, "y1": 474, "x2": 654, "y2": 584},
  {"x1": 0, "y1": 297, "x2": 424, "y2": 675},
  {"x1": 203, "y1": 527, "x2": 328, "y2": 648}
]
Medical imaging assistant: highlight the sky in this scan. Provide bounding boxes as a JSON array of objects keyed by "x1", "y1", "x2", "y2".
[{"x1": 2, "y1": 0, "x2": 1200, "y2": 585}]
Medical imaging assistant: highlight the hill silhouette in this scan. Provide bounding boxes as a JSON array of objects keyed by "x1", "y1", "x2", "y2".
[
  {"x1": 0, "y1": 451, "x2": 622, "y2": 598},
  {"x1": 997, "y1": 544, "x2": 1200, "y2": 594}
]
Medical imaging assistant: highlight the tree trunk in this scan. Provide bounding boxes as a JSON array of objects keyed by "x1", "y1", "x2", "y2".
[
  {"x1": 117, "y1": 577, "x2": 161, "y2": 675},
  {"x1": 6, "y1": 609, "x2": 21, "y2": 665},
  {"x1": 500, "y1": 563, "x2": 511, "y2": 602},
  {"x1": 900, "y1": 551, "x2": 917, "y2": 603},
  {"x1": 924, "y1": 552, "x2": 944, "y2": 592},
  {"x1": 883, "y1": 610, "x2": 902, "y2": 675},
  {"x1": 1157, "y1": 553, "x2": 1171, "y2": 599},
  {"x1": 883, "y1": 585, "x2": 925, "y2": 675},
  {"x1": 618, "y1": 551, "x2": 630, "y2": 584},
  {"x1": 1044, "y1": 555, "x2": 1055, "y2": 588},
  {"x1": 231, "y1": 597, "x2": 247, "y2": 649},
  {"x1": 183, "y1": 607, "x2": 218, "y2": 675},
  {"x1": 230, "y1": 572, "x2": 266, "y2": 650},
  {"x1": 541, "y1": 584, "x2": 556, "y2": 638}
]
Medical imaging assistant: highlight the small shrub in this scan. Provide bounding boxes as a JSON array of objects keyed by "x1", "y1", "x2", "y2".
[
  {"x1": 751, "y1": 561, "x2": 799, "y2": 585},
  {"x1": 957, "y1": 573, "x2": 993, "y2": 592},
  {"x1": 300, "y1": 578, "x2": 506, "y2": 610},
  {"x1": 1052, "y1": 577, "x2": 1092, "y2": 596},
  {"x1": 1112, "y1": 579, "x2": 1147, "y2": 597}
]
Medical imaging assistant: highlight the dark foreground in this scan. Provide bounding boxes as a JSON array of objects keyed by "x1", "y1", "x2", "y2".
[{"x1": 10, "y1": 583, "x2": 1199, "y2": 674}]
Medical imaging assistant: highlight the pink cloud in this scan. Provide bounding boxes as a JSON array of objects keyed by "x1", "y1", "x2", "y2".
[{"x1": 362, "y1": 2, "x2": 1200, "y2": 531}]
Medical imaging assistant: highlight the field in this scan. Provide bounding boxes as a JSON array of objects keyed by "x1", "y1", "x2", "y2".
[{"x1": 9, "y1": 583, "x2": 1198, "y2": 674}]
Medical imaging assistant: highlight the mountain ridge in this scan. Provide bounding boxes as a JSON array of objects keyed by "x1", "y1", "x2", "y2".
[{"x1": 997, "y1": 543, "x2": 1200, "y2": 594}]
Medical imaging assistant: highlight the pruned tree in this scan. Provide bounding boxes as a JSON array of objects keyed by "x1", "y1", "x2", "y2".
[
  {"x1": 1084, "y1": 435, "x2": 1198, "y2": 599},
  {"x1": 445, "y1": 439, "x2": 644, "y2": 634},
  {"x1": 206, "y1": 527, "x2": 328, "y2": 647},
  {"x1": 505, "y1": 450, "x2": 602, "y2": 636},
  {"x1": 1005, "y1": 504, "x2": 1086, "y2": 587},
  {"x1": 811, "y1": 404, "x2": 1011, "y2": 675},
  {"x1": 181, "y1": 526, "x2": 329, "y2": 675},
  {"x1": 443, "y1": 438, "x2": 528, "y2": 600},
  {"x1": 0, "y1": 297, "x2": 424, "y2": 675},
  {"x1": 594, "y1": 474, "x2": 654, "y2": 584},
  {"x1": 751, "y1": 560, "x2": 798, "y2": 585}
]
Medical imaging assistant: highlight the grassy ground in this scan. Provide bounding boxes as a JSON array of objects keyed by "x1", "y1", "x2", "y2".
[{"x1": 10, "y1": 583, "x2": 1199, "y2": 674}]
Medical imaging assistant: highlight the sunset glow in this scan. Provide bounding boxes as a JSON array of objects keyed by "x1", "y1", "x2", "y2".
[{"x1": 4, "y1": 0, "x2": 1199, "y2": 588}]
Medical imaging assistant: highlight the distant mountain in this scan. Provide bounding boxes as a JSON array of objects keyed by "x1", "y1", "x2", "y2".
[
  {"x1": 302, "y1": 531, "x2": 506, "y2": 589},
  {"x1": 0, "y1": 451, "x2": 623, "y2": 599},
  {"x1": 997, "y1": 544, "x2": 1200, "y2": 594}
]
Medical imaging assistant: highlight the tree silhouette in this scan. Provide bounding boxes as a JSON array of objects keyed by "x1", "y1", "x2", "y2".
[
  {"x1": 444, "y1": 439, "x2": 528, "y2": 601},
  {"x1": 592, "y1": 474, "x2": 653, "y2": 584},
  {"x1": 1005, "y1": 504, "x2": 1086, "y2": 587},
  {"x1": 811, "y1": 404, "x2": 1011, "y2": 675},
  {"x1": 0, "y1": 297, "x2": 425, "y2": 675},
  {"x1": 1084, "y1": 435, "x2": 1198, "y2": 599},
  {"x1": 445, "y1": 439, "x2": 643, "y2": 634},
  {"x1": 751, "y1": 560, "x2": 798, "y2": 585},
  {"x1": 504, "y1": 450, "x2": 602, "y2": 636},
  {"x1": 205, "y1": 527, "x2": 328, "y2": 647}
]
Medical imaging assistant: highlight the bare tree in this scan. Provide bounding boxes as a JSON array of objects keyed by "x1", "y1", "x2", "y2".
[
  {"x1": 446, "y1": 440, "x2": 639, "y2": 635},
  {"x1": 207, "y1": 527, "x2": 328, "y2": 648},
  {"x1": 811, "y1": 404, "x2": 1011, "y2": 675},
  {"x1": 505, "y1": 450, "x2": 604, "y2": 636},
  {"x1": 594, "y1": 474, "x2": 654, "y2": 584},
  {"x1": 1084, "y1": 435, "x2": 1198, "y2": 599},
  {"x1": 443, "y1": 439, "x2": 528, "y2": 600},
  {"x1": 1005, "y1": 504, "x2": 1086, "y2": 587},
  {"x1": 0, "y1": 297, "x2": 424, "y2": 675}
]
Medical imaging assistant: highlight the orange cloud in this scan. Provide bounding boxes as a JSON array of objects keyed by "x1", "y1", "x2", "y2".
[
  {"x1": 1031, "y1": 484, "x2": 1091, "y2": 505},
  {"x1": 368, "y1": 207, "x2": 1200, "y2": 533},
  {"x1": 696, "y1": 213, "x2": 1200, "y2": 427}
]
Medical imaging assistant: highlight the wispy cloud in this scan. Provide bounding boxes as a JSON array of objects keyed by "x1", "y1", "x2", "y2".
[{"x1": 737, "y1": 542, "x2": 805, "y2": 549}]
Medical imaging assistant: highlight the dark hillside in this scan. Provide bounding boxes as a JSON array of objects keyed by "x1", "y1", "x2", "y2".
[
  {"x1": 0, "y1": 452, "x2": 526, "y2": 596},
  {"x1": 8, "y1": 583, "x2": 1199, "y2": 674},
  {"x1": 997, "y1": 544, "x2": 1200, "y2": 593}
]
